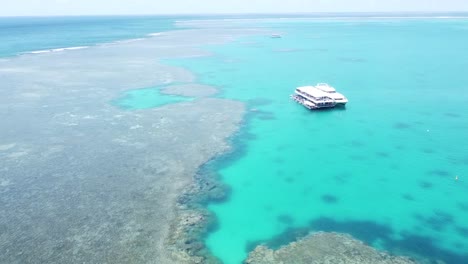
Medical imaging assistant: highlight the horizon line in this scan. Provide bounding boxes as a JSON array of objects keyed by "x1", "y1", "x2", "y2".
[{"x1": 2, "y1": 11, "x2": 468, "y2": 18}]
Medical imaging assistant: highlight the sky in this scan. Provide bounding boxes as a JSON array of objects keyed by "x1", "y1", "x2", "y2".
[{"x1": 1, "y1": 0, "x2": 468, "y2": 16}]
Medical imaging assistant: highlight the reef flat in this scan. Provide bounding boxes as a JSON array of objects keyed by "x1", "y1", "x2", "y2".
[
  {"x1": 0, "y1": 28, "x2": 259, "y2": 263},
  {"x1": 160, "y1": 84, "x2": 218, "y2": 98},
  {"x1": 246, "y1": 232, "x2": 419, "y2": 264}
]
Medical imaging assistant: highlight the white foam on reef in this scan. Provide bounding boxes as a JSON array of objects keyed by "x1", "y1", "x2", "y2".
[
  {"x1": 23, "y1": 35, "x2": 155, "y2": 56},
  {"x1": 25, "y1": 46, "x2": 90, "y2": 55},
  {"x1": 97, "y1": 37, "x2": 149, "y2": 48},
  {"x1": 20, "y1": 32, "x2": 167, "y2": 57},
  {"x1": 113, "y1": 38, "x2": 146, "y2": 44},
  {"x1": 147, "y1": 32, "x2": 164, "y2": 37}
]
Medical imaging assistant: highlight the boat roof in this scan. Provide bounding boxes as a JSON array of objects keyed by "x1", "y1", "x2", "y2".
[
  {"x1": 296, "y1": 86, "x2": 330, "y2": 97},
  {"x1": 316, "y1": 83, "x2": 336, "y2": 92}
]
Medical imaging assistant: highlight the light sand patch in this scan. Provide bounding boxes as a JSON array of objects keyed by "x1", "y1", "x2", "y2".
[
  {"x1": 20, "y1": 92, "x2": 42, "y2": 98},
  {"x1": 7, "y1": 151, "x2": 29, "y2": 158},
  {"x1": 0, "y1": 143, "x2": 16, "y2": 151},
  {"x1": 112, "y1": 138, "x2": 129, "y2": 144},
  {"x1": 82, "y1": 115, "x2": 97, "y2": 119},
  {"x1": 59, "y1": 122, "x2": 79, "y2": 126},
  {"x1": 0, "y1": 179, "x2": 12, "y2": 187},
  {"x1": 41, "y1": 145, "x2": 65, "y2": 158},
  {"x1": 160, "y1": 83, "x2": 218, "y2": 98}
]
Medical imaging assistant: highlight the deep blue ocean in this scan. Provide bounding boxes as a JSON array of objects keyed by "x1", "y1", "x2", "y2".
[
  {"x1": 0, "y1": 16, "x2": 182, "y2": 57},
  {"x1": 1, "y1": 14, "x2": 468, "y2": 264}
]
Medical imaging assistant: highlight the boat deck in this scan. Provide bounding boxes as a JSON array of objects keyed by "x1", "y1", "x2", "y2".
[
  {"x1": 292, "y1": 84, "x2": 347, "y2": 110},
  {"x1": 291, "y1": 94, "x2": 334, "y2": 110}
]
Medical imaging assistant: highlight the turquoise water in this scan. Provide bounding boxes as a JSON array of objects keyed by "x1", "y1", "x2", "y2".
[
  {"x1": 170, "y1": 18, "x2": 468, "y2": 263},
  {"x1": 114, "y1": 86, "x2": 193, "y2": 109}
]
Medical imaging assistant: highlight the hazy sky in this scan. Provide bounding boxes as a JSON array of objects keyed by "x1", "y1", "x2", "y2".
[{"x1": 2, "y1": 0, "x2": 468, "y2": 16}]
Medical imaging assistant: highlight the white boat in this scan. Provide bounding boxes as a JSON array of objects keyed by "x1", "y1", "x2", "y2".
[
  {"x1": 271, "y1": 34, "x2": 282, "y2": 38},
  {"x1": 291, "y1": 86, "x2": 336, "y2": 110},
  {"x1": 315, "y1": 83, "x2": 348, "y2": 106}
]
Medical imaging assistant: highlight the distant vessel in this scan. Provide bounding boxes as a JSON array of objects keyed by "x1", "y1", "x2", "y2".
[
  {"x1": 291, "y1": 86, "x2": 336, "y2": 110},
  {"x1": 271, "y1": 34, "x2": 282, "y2": 38},
  {"x1": 315, "y1": 83, "x2": 348, "y2": 106}
]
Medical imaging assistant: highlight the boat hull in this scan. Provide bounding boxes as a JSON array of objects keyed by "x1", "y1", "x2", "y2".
[{"x1": 291, "y1": 94, "x2": 336, "y2": 110}]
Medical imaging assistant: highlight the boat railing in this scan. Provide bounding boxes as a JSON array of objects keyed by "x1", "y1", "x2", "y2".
[{"x1": 296, "y1": 90, "x2": 335, "y2": 102}]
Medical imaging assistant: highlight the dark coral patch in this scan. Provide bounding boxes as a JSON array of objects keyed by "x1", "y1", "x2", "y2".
[
  {"x1": 393, "y1": 122, "x2": 412, "y2": 129},
  {"x1": 276, "y1": 170, "x2": 285, "y2": 177},
  {"x1": 444, "y1": 112, "x2": 461, "y2": 118},
  {"x1": 419, "y1": 111, "x2": 432, "y2": 116},
  {"x1": 421, "y1": 148, "x2": 435, "y2": 154},
  {"x1": 350, "y1": 140, "x2": 366, "y2": 147},
  {"x1": 247, "y1": 98, "x2": 273, "y2": 106},
  {"x1": 414, "y1": 211, "x2": 454, "y2": 231},
  {"x1": 321, "y1": 194, "x2": 339, "y2": 204},
  {"x1": 349, "y1": 155, "x2": 367, "y2": 161},
  {"x1": 402, "y1": 193, "x2": 415, "y2": 201},
  {"x1": 284, "y1": 176, "x2": 295, "y2": 183},
  {"x1": 457, "y1": 202, "x2": 468, "y2": 212},
  {"x1": 376, "y1": 152, "x2": 390, "y2": 158},
  {"x1": 378, "y1": 177, "x2": 388, "y2": 183},
  {"x1": 245, "y1": 226, "x2": 311, "y2": 252},
  {"x1": 310, "y1": 217, "x2": 393, "y2": 245},
  {"x1": 253, "y1": 110, "x2": 276, "y2": 121},
  {"x1": 453, "y1": 242, "x2": 464, "y2": 249},
  {"x1": 243, "y1": 132, "x2": 258, "y2": 141},
  {"x1": 456, "y1": 226, "x2": 468, "y2": 236},
  {"x1": 277, "y1": 214, "x2": 295, "y2": 225},
  {"x1": 178, "y1": 169, "x2": 232, "y2": 206},
  {"x1": 276, "y1": 144, "x2": 289, "y2": 152},
  {"x1": 428, "y1": 169, "x2": 451, "y2": 177},
  {"x1": 273, "y1": 157, "x2": 285, "y2": 164},
  {"x1": 419, "y1": 181, "x2": 433, "y2": 189},
  {"x1": 394, "y1": 145, "x2": 406, "y2": 150},
  {"x1": 333, "y1": 172, "x2": 350, "y2": 184}
]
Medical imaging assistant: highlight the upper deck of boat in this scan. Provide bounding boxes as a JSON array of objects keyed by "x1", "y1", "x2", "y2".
[
  {"x1": 296, "y1": 86, "x2": 332, "y2": 99},
  {"x1": 316, "y1": 83, "x2": 337, "y2": 93}
]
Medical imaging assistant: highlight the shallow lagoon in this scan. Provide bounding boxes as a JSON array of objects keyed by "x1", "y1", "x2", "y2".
[{"x1": 114, "y1": 86, "x2": 193, "y2": 109}]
